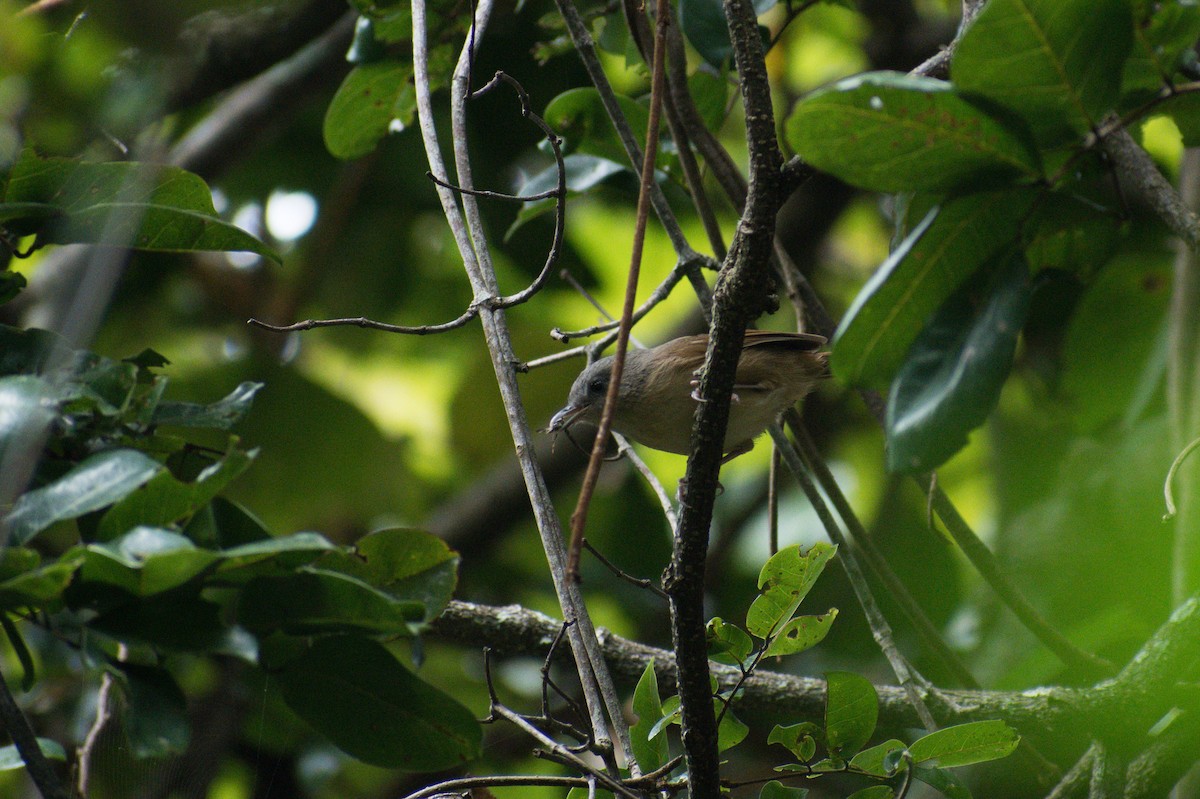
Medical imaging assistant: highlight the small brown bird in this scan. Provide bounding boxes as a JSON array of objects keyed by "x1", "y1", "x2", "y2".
[{"x1": 548, "y1": 330, "x2": 828, "y2": 461}]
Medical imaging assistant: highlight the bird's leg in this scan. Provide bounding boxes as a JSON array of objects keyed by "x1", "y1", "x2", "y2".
[
  {"x1": 690, "y1": 376, "x2": 740, "y2": 404},
  {"x1": 720, "y1": 440, "x2": 754, "y2": 464}
]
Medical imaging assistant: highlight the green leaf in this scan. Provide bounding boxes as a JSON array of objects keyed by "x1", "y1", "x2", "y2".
[
  {"x1": 824, "y1": 671, "x2": 878, "y2": 757},
  {"x1": 0, "y1": 551, "x2": 82, "y2": 611},
  {"x1": 886, "y1": 253, "x2": 1031, "y2": 473},
  {"x1": 631, "y1": 660, "x2": 668, "y2": 772},
  {"x1": 4, "y1": 153, "x2": 278, "y2": 261},
  {"x1": 96, "y1": 449, "x2": 256, "y2": 541},
  {"x1": 4, "y1": 449, "x2": 164, "y2": 545},
  {"x1": 0, "y1": 325, "x2": 72, "y2": 376},
  {"x1": 849, "y1": 739, "x2": 906, "y2": 777},
  {"x1": 1122, "y1": 3, "x2": 1200, "y2": 104},
  {"x1": 213, "y1": 531, "x2": 337, "y2": 583},
  {"x1": 88, "y1": 595, "x2": 230, "y2": 653},
  {"x1": 544, "y1": 89, "x2": 653, "y2": 166},
  {"x1": 716, "y1": 701, "x2": 749, "y2": 753},
  {"x1": 1152, "y1": 92, "x2": 1200, "y2": 147},
  {"x1": 319, "y1": 528, "x2": 459, "y2": 622},
  {"x1": 115, "y1": 664, "x2": 190, "y2": 758},
  {"x1": 832, "y1": 189, "x2": 1036, "y2": 387},
  {"x1": 913, "y1": 764, "x2": 973, "y2": 799},
  {"x1": 81, "y1": 527, "x2": 219, "y2": 596},
  {"x1": 680, "y1": 0, "x2": 734, "y2": 67},
  {"x1": 152, "y1": 381, "x2": 263, "y2": 429},
  {"x1": 846, "y1": 787, "x2": 894, "y2": 799},
  {"x1": 1, "y1": 616, "x2": 36, "y2": 691},
  {"x1": 323, "y1": 60, "x2": 415, "y2": 160},
  {"x1": 907, "y1": 720, "x2": 1020, "y2": 768},
  {"x1": 746, "y1": 543, "x2": 837, "y2": 639},
  {"x1": 277, "y1": 634, "x2": 481, "y2": 770},
  {"x1": 706, "y1": 616, "x2": 755, "y2": 665},
  {"x1": 0, "y1": 375, "x2": 61, "y2": 466},
  {"x1": 237, "y1": 568, "x2": 425, "y2": 636},
  {"x1": 759, "y1": 780, "x2": 809, "y2": 799},
  {"x1": 768, "y1": 721, "x2": 823, "y2": 761},
  {"x1": 1023, "y1": 192, "x2": 1122, "y2": 279},
  {"x1": 785, "y1": 72, "x2": 1040, "y2": 193},
  {"x1": 0, "y1": 739, "x2": 66, "y2": 771},
  {"x1": 506, "y1": 154, "x2": 627, "y2": 237},
  {"x1": 952, "y1": 0, "x2": 1134, "y2": 145},
  {"x1": 764, "y1": 609, "x2": 838, "y2": 656}
]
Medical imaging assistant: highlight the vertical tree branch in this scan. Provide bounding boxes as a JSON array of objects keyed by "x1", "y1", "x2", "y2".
[{"x1": 662, "y1": 0, "x2": 784, "y2": 793}]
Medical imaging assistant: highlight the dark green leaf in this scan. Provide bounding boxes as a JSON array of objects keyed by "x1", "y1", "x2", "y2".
[
  {"x1": 913, "y1": 765, "x2": 973, "y2": 799},
  {"x1": 1122, "y1": 3, "x2": 1200, "y2": 104},
  {"x1": 0, "y1": 270, "x2": 25, "y2": 304},
  {"x1": 1023, "y1": 192, "x2": 1122, "y2": 279},
  {"x1": 631, "y1": 660, "x2": 668, "y2": 772},
  {"x1": 846, "y1": 787, "x2": 894, "y2": 799},
  {"x1": 152, "y1": 381, "x2": 263, "y2": 429},
  {"x1": 544, "y1": 89, "x2": 659, "y2": 167},
  {"x1": 237, "y1": 568, "x2": 424, "y2": 635},
  {"x1": 323, "y1": 61, "x2": 414, "y2": 160},
  {"x1": 706, "y1": 616, "x2": 755, "y2": 665},
  {"x1": 1, "y1": 616, "x2": 36, "y2": 690},
  {"x1": 832, "y1": 189, "x2": 1036, "y2": 387},
  {"x1": 689, "y1": 67, "x2": 729, "y2": 130},
  {"x1": 316, "y1": 528, "x2": 458, "y2": 622},
  {"x1": 764, "y1": 609, "x2": 838, "y2": 656},
  {"x1": 0, "y1": 325, "x2": 72, "y2": 376},
  {"x1": 277, "y1": 634, "x2": 481, "y2": 770},
  {"x1": 4, "y1": 449, "x2": 164, "y2": 545},
  {"x1": 4, "y1": 154, "x2": 278, "y2": 261},
  {"x1": 89, "y1": 594, "x2": 230, "y2": 652},
  {"x1": 0, "y1": 739, "x2": 66, "y2": 771},
  {"x1": 759, "y1": 780, "x2": 808, "y2": 799},
  {"x1": 746, "y1": 543, "x2": 836, "y2": 639},
  {"x1": 785, "y1": 72, "x2": 1040, "y2": 193},
  {"x1": 716, "y1": 701, "x2": 749, "y2": 753},
  {"x1": 825, "y1": 671, "x2": 878, "y2": 757},
  {"x1": 116, "y1": 664, "x2": 190, "y2": 758},
  {"x1": 213, "y1": 531, "x2": 337, "y2": 583},
  {"x1": 768, "y1": 721, "x2": 823, "y2": 761},
  {"x1": 907, "y1": 720, "x2": 1020, "y2": 767},
  {"x1": 952, "y1": 0, "x2": 1133, "y2": 145},
  {"x1": 0, "y1": 551, "x2": 83, "y2": 610},
  {"x1": 850, "y1": 738, "x2": 907, "y2": 777},
  {"x1": 886, "y1": 253, "x2": 1031, "y2": 473},
  {"x1": 680, "y1": 0, "x2": 734, "y2": 66},
  {"x1": 187, "y1": 497, "x2": 273, "y2": 549}
]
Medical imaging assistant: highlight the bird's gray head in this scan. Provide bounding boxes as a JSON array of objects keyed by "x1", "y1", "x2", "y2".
[{"x1": 548, "y1": 357, "x2": 614, "y2": 433}]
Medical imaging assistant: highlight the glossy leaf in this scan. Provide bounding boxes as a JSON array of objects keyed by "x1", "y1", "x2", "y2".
[
  {"x1": 765, "y1": 609, "x2": 838, "y2": 657},
  {"x1": 786, "y1": 72, "x2": 1040, "y2": 193},
  {"x1": 678, "y1": 0, "x2": 776, "y2": 67},
  {"x1": 824, "y1": 671, "x2": 878, "y2": 757},
  {"x1": 952, "y1": 0, "x2": 1133, "y2": 145},
  {"x1": 886, "y1": 253, "x2": 1031, "y2": 473},
  {"x1": 0, "y1": 375, "x2": 60, "y2": 466},
  {"x1": 544, "y1": 89, "x2": 654, "y2": 166},
  {"x1": 96, "y1": 449, "x2": 256, "y2": 541},
  {"x1": 316, "y1": 528, "x2": 458, "y2": 622},
  {"x1": 746, "y1": 543, "x2": 836, "y2": 639},
  {"x1": 0, "y1": 739, "x2": 66, "y2": 771},
  {"x1": 850, "y1": 739, "x2": 907, "y2": 777},
  {"x1": 1022, "y1": 192, "x2": 1122, "y2": 280},
  {"x1": 631, "y1": 660, "x2": 668, "y2": 772},
  {"x1": 907, "y1": 720, "x2": 1020, "y2": 768},
  {"x1": 832, "y1": 189, "x2": 1035, "y2": 387},
  {"x1": 237, "y1": 568, "x2": 425, "y2": 635},
  {"x1": 277, "y1": 634, "x2": 481, "y2": 770},
  {"x1": 4, "y1": 449, "x2": 164, "y2": 544},
  {"x1": 81, "y1": 527, "x2": 219, "y2": 596},
  {"x1": 3, "y1": 153, "x2": 278, "y2": 261},
  {"x1": 152, "y1": 381, "x2": 263, "y2": 429},
  {"x1": 213, "y1": 531, "x2": 338, "y2": 583},
  {"x1": 323, "y1": 60, "x2": 414, "y2": 160}
]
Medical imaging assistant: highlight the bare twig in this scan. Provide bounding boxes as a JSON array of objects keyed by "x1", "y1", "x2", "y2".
[
  {"x1": 0, "y1": 661, "x2": 70, "y2": 799},
  {"x1": 247, "y1": 310, "x2": 477, "y2": 335}
]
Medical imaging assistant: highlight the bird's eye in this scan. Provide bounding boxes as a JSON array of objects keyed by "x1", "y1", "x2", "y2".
[{"x1": 587, "y1": 376, "x2": 605, "y2": 395}]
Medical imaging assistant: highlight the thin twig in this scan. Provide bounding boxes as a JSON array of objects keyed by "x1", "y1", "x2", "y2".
[
  {"x1": 247, "y1": 310, "x2": 477, "y2": 335},
  {"x1": 583, "y1": 538, "x2": 670, "y2": 599},
  {"x1": 0, "y1": 661, "x2": 70, "y2": 799}
]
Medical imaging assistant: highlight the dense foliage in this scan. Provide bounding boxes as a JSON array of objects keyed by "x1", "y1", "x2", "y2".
[{"x1": 1, "y1": 0, "x2": 1199, "y2": 798}]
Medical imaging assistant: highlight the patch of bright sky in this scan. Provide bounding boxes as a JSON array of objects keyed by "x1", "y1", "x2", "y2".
[
  {"x1": 265, "y1": 189, "x2": 318, "y2": 243},
  {"x1": 777, "y1": 3, "x2": 868, "y2": 94},
  {"x1": 1141, "y1": 115, "x2": 1183, "y2": 180},
  {"x1": 300, "y1": 340, "x2": 459, "y2": 482}
]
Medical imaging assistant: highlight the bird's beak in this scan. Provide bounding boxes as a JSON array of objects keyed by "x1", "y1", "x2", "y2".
[{"x1": 547, "y1": 403, "x2": 587, "y2": 433}]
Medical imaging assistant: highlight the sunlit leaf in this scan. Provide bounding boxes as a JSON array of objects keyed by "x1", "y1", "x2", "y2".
[
  {"x1": 825, "y1": 671, "x2": 878, "y2": 757},
  {"x1": 907, "y1": 720, "x2": 1020, "y2": 768}
]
